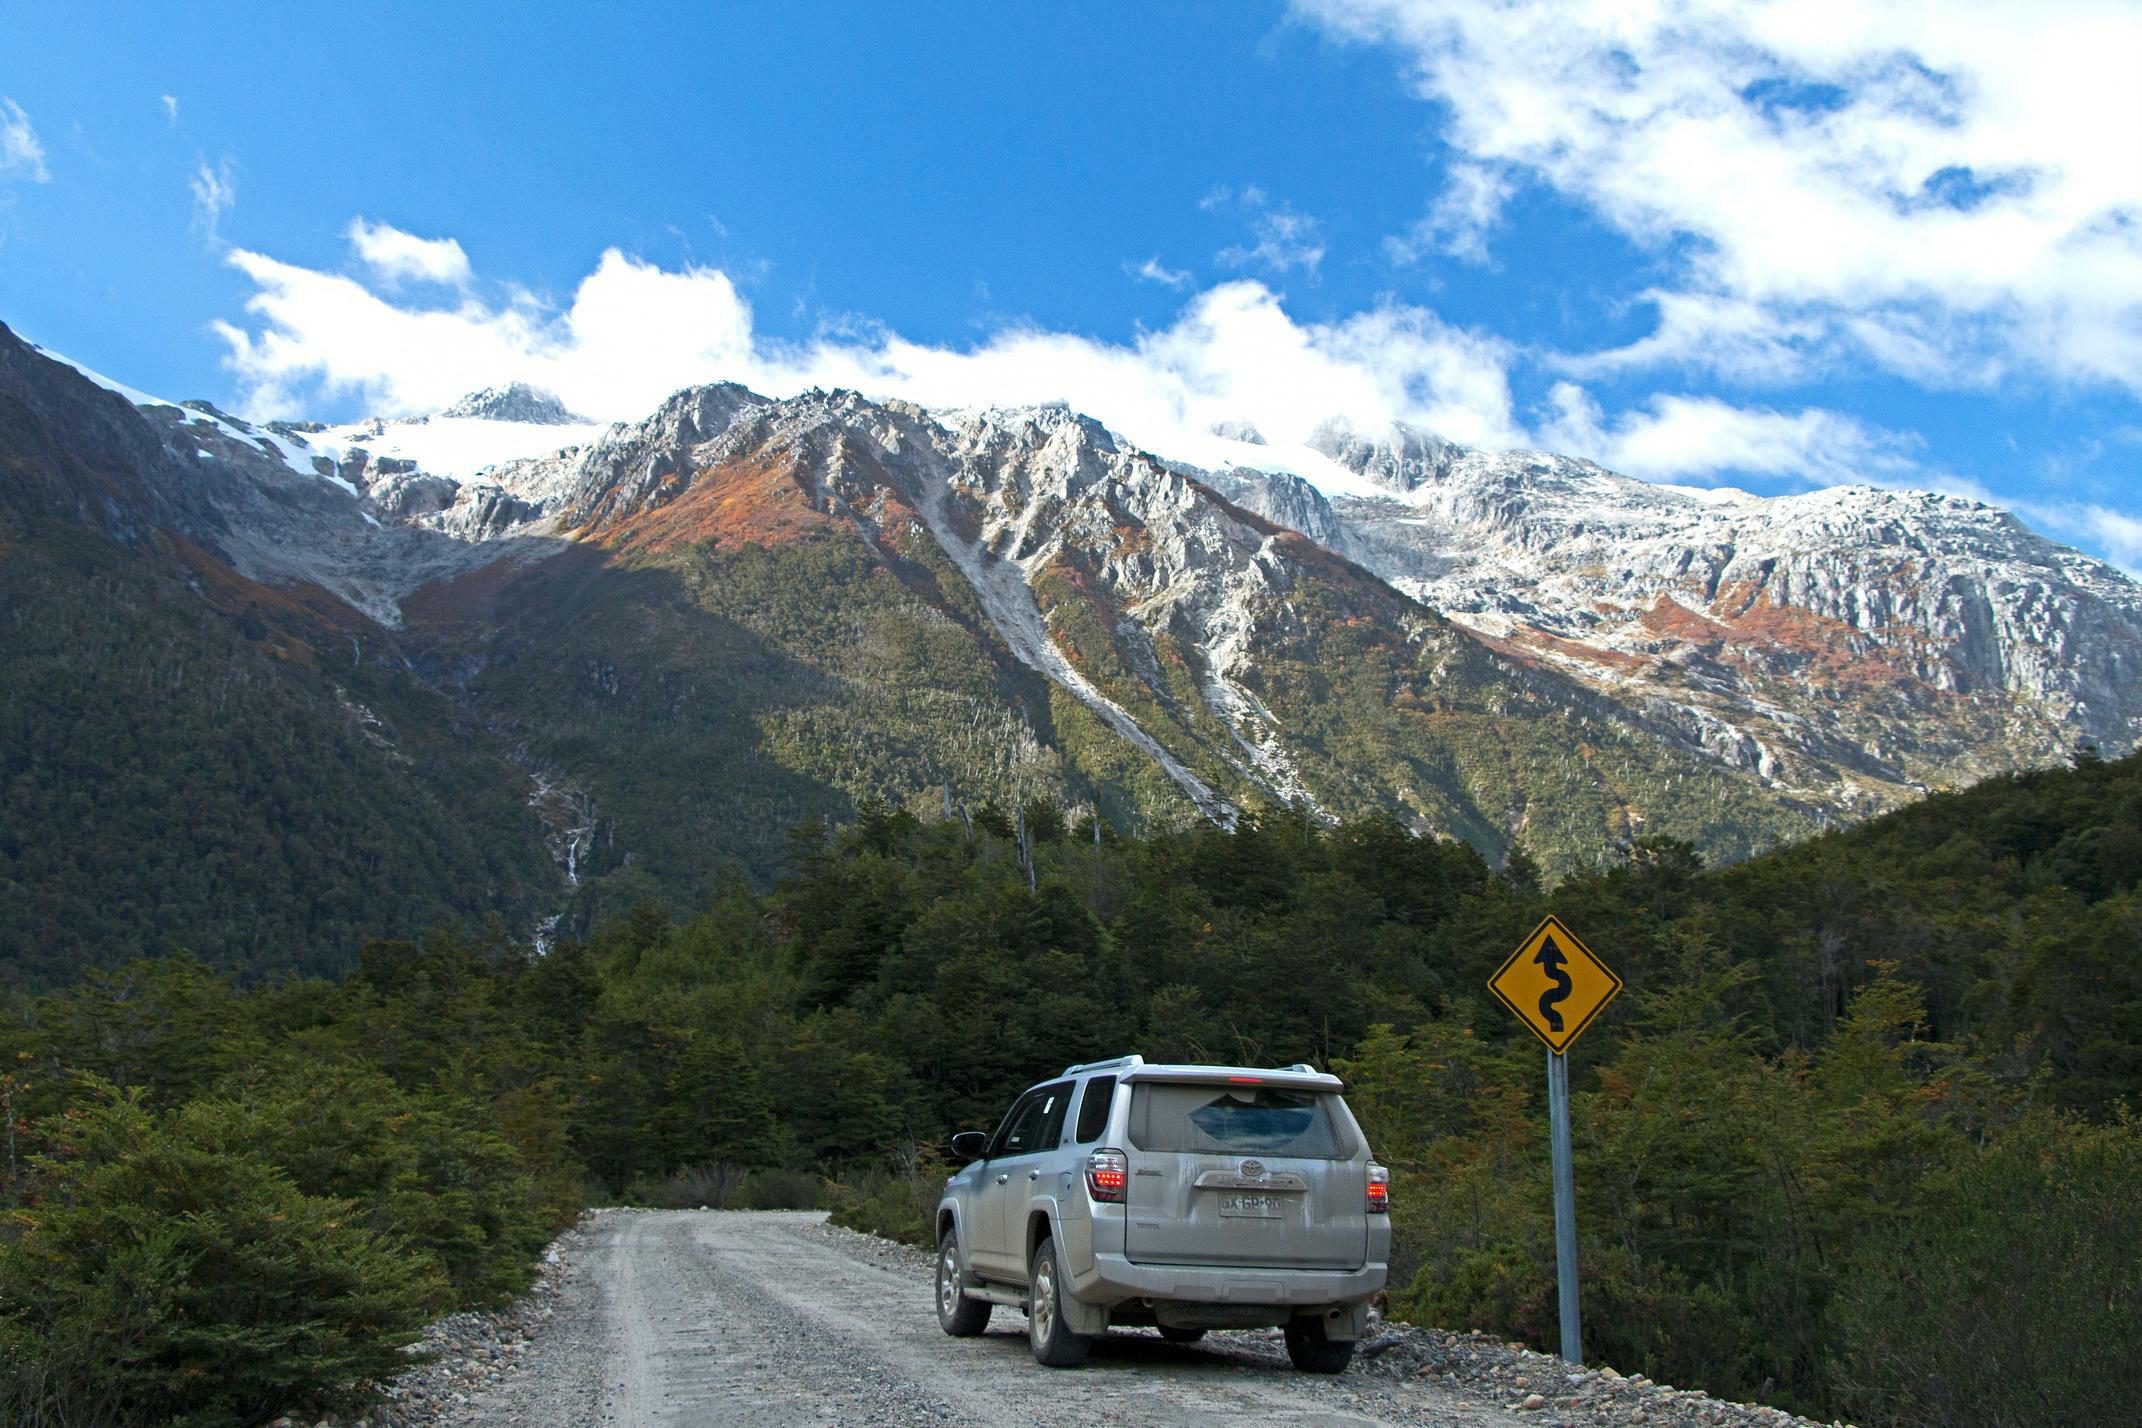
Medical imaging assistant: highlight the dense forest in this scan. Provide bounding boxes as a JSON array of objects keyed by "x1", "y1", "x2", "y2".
[{"x1": 3, "y1": 751, "x2": 2138, "y2": 1426}]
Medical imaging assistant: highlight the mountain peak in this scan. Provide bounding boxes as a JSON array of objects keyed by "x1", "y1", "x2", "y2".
[
  {"x1": 1308, "y1": 418, "x2": 1457, "y2": 493},
  {"x1": 439, "y1": 382, "x2": 586, "y2": 425}
]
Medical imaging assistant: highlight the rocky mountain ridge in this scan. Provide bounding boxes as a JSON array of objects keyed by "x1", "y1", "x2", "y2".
[
  {"x1": 1211, "y1": 424, "x2": 2142, "y2": 813},
  {"x1": 12, "y1": 322, "x2": 2139, "y2": 889}
]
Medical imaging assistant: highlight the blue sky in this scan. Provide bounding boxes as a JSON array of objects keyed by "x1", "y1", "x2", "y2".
[{"x1": 3, "y1": 0, "x2": 2140, "y2": 569}]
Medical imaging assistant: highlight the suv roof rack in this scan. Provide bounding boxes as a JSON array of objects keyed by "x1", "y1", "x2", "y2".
[
  {"x1": 1056, "y1": 1055, "x2": 1332, "y2": 1080},
  {"x1": 1060, "y1": 1054, "x2": 1144, "y2": 1077}
]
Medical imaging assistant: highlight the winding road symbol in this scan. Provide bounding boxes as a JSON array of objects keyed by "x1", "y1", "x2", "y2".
[
  {"x1": 1488, "y1": 915, "x2": 1623, "y2": 1053},
  {"x1": 1534, "y1": 936, "x2": 1573, "y2": 1033}
]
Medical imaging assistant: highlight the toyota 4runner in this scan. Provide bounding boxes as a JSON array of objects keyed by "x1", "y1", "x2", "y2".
[{"x1": 933, "y1": 1055, "x2": 1391, "y2": 1370}]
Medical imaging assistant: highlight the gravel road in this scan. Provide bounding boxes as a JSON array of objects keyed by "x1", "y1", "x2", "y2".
[{"x1": 431, "y1": 1208, "x2": 1542, "y2": 1428}]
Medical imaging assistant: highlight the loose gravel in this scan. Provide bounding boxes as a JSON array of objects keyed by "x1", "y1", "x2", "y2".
[{"x1": 308, "y1": 1210, "x2": 1856, "y2": 1428}]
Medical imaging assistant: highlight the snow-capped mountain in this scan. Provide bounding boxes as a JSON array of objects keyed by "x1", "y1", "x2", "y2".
[
  {"x1": 1209, "y1": 424, "x2": 2142, "y2": 811},
  {"x1": 16, "y1": 323, "x2": 2140, "y2": 860},
  {"x1": 439, "y1": 382, "x2": 588, "y2": 425}
]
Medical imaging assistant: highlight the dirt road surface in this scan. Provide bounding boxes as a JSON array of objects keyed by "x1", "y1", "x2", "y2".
[{"x1": 435, "y1": 1209, "x2": 1539, "y2": 1428}]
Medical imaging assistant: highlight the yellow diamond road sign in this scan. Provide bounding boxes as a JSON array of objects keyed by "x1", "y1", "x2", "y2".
[{"x1": 1488, "y1": 915, "x2": 1623, "y2": 1054}]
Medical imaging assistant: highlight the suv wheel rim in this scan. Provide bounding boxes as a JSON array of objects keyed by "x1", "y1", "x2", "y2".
[
  {"x1": 1031, "y1": 1254, "x2": 1055, "y2": 1344},
  {"x1": 938, "y1": 1245, "x2": 960, "y2": 1320}
]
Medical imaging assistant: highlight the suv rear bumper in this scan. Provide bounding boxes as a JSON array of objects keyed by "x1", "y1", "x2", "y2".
[{"x1": 1070, "y1": 1251, "x2": 1388, "y2": 1309}]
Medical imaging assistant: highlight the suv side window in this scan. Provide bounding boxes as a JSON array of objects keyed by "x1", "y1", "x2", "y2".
[
  {"x1": 1035, "y1": 1080, "x2": 1074, "y2": 1149},
  {"x1": 988, "y1": 1090, "x2": 1038, "y2": 1158},
  {"x1": 1073, "y1": 1075, "x2": 1117, "y2": 1144},
  {"x1": 996, "y1": 1081, "x2": 1073, "y2": 1157}
]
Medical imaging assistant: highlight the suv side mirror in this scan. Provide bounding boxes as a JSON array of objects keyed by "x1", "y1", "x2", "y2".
[{"x1": 949, "y1": 1131, "x2": 989, "y2": 1162}]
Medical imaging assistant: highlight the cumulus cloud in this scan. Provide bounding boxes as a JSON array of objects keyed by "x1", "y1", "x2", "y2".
[
  {"x1": 346, "y1": 217, "x2": 471, "y2": 286},
  {"x1": 211, "y1": 226, "x2": 1522, "y2": 458},
  {"x1": 1540, "y1": 382, "x2": 1926, "y2": 488},
  {"x1": 214, "y1": 244, "x2": 756, "y2": 421},
  {"x1": 1295, "y1": 0, "x2": 2142, "y2": 395},
  {"x1": 190, "y1": 157, "x2": 235, "y2": 241},
  {"x1": 1, "y1": 98, "x2": 49, "y2": 183}
]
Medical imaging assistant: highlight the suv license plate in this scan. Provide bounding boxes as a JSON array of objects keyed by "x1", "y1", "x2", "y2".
[{"x1": 1218, "y1": 1193, "x2": 1282, "y2": 1219}]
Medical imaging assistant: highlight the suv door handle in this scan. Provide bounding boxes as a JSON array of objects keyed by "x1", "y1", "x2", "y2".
[{"x1": 995, "y1": 1174, "x2": 1009, "y2": 1185}]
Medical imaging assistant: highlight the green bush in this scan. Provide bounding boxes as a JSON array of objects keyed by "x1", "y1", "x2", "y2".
[
  {"x1": 623, "y1": 1162, "x2": 753, "y2": 1208},
  {"x1": 1829, "y1": 1112, "x2": 2142, "y2": 1428},
  {"x1": 1390, "y1": 1240, "x2": 1553, "y2": 1343},
  {"x1": 621, "y1": 1163, "x2": 823, "y2": 1210},
  {"x1": 0, "y1": 1085, "x2": 438, "y2": 1428},
  {"x1": 738, "y1": 1167, "x2": 824, "y2": 1210},
  {"x1": 224, "y1": 1062, "x2": 557, "y2": 1308},
  {"x1": 826, "y1": 1145, "x2": 948, "y2": 1246}
]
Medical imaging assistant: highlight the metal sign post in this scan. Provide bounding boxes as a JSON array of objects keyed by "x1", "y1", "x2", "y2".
[
  {"x1": 1487, "y1": 915, "x2": 1621, "y2": 1366},
  {"x1": 1547, "y1": 1047, "x2": 1580, "y2": 1362}
]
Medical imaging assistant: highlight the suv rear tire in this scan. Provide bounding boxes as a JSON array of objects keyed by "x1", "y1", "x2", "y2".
[
  {"x1": 1027, "y1": 1239, "x2": 1090, "y2": 1367},
  {"x1": 935, "y1": 1229, "x2": 991, "y2": 1337},
  {"x1": 1283, "y1": 1316, "x2": 1355, "y2": 1374}
]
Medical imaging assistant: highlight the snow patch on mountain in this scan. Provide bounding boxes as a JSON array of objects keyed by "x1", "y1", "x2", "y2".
[{"x1": 300, "y1": 414, "x2": 608, "y2": 484}]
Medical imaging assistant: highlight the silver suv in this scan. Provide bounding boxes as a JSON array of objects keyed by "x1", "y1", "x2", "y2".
[{"x1": 933, "y1": 1055, "x2": 1390, "y2": 1371}]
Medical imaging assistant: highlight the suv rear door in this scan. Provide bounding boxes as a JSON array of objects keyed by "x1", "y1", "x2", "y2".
[
  {"x1": 1122, "y1": 1078, "x2": 1368, "y2": 1271},
  {"x1": 971, "y1": 1080, "x2": 1073, "y2": 1278}
]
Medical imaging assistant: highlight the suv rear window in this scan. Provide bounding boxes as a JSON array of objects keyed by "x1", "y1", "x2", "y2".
[{"x1": 1127, "y1": 1083, "x2": 1352, "y2": 1159}]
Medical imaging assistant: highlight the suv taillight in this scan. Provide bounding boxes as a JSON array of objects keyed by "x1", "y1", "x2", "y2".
[
  {"x1": 1366, "y1": 1163, "x2": 1390, "y2": 1214},
  {"x1": 1087, "y1": 1148, "x2": 1128, "y2": 1203}
]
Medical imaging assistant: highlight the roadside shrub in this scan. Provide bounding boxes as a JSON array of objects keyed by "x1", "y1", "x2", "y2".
[
  {"x1": 1828, "y1": 1112, "x2": 2142, "y2": 1428},
  {"x1": 1390, "y1": 1239, "x2": 1552, "y2": 1343},
  {"x1": 737, "y1": 1167, "x2": 823, "y2": 1210},
  {"x1": 224, "y1": 1062, "x2": 558, "y2": 1309},
  {"x1": 826, "y1": 1143, "x2": 945, "y2": 1246},
  {"x1": 624, "y1": 1162, "x2": 751, "y2": 1208},
  {"x1": 0, "y1": 1084, "x2": 438, "y2": 1428},
  {"x1": 620, "y1": 1163, "x2": 823, "y2": 1210}
]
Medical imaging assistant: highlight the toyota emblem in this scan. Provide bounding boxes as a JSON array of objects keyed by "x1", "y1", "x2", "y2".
[{"x1": 1240, "y1": 1159, "x2": 1266, "y2": 1179}]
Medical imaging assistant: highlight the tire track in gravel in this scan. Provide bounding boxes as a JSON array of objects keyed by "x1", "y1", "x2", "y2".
[{"x1": 440, "y1": 1210, "x2": 1536, "y2": 1428}]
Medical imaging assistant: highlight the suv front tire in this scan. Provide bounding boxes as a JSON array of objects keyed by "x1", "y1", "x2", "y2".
[{"x1": 935, "y1": 1229, "x2": 991, "y2": 1337}]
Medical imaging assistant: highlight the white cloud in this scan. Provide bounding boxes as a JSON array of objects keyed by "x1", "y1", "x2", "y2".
[
  {"x1": 205, "y1": 221, "x2": 2142, "y2": 570},
  {"x1": 1294, "y1": 0, "x2": 2142, "y2": 395},
  {"x1": 1540, "y1": 382, "x2": 1924, "y2": 487},
  {"x1": 1385, "y1": 162, "x2": 1513, "y2": 265},
  {"x1": 1208, "y1": 186, "x2": 1327, "y2": 277},
  {"x1": 161, "y1": 94, "x2": 179, "y2": 124},
  {"x1": 190, "y1": 157, "x2": 235, "y2": 241},
  {"x1": 214, "y1": 244, "x2": 755, "y2": 421},
  {"x1": 2005, "y1": 498, "x2": 2142, "y2": 577},
  {"x1": 1, "y1": 99, "x2": 49, "y2": 183},
  {"x1": 212, "y1": 227, "x2": 1522, "y2": 457},
  {"x1": 346, "y1": 217, "x2": 471, "y2": 286},
  {"x1": 1129, "y1": 256, "x2": 1191, "y2": 288}
]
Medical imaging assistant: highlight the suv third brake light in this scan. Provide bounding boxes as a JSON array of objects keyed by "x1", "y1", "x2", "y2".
[
  {"x1": 1366, "y1": 1163, "x2": 1389, "y2": 1213},
  {"x1": 1087, "y1": 1148, "x2": 1128, "y2": 1203}
]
